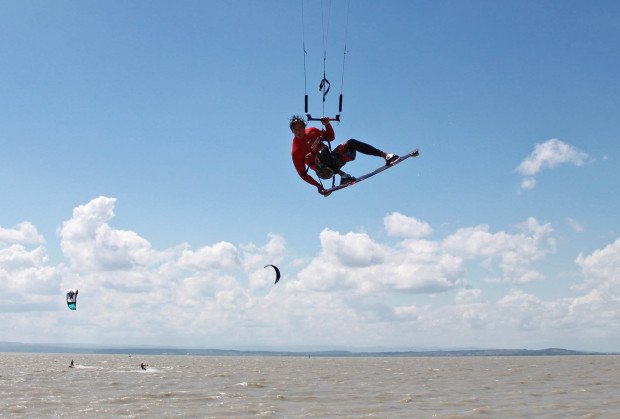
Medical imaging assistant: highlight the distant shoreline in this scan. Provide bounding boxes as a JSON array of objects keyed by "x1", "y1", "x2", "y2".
[{"x1": 0, "y1": 342, "x2": 615, "y2": 357}]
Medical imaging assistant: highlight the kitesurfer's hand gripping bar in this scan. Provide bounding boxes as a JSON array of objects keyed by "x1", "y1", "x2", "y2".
[{"x1": 306, "y1": 114, "x2": 340, "y2": 122}]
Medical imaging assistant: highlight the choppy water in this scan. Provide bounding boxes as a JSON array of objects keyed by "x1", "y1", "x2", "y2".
[{"x1": 1, "y1": 353, "x2": 619, "y2": 417}]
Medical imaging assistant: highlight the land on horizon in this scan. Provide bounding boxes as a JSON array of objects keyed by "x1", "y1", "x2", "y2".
[{"x1": 0, "y1": 341, "x2": 613, "y2": 357}]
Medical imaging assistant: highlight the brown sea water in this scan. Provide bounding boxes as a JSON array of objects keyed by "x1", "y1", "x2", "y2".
[{"x1": 1, "y1": 353, "x2": 619, "y2": 417}]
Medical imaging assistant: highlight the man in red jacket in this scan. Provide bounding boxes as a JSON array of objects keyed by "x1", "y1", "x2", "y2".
[{"x1": 290, "y1": 115, "x2": 398, "y2": 196}]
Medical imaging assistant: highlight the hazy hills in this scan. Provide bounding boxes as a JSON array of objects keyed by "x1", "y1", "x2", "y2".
[{"x1": 0, "y1": 342, "x2": 611, "y2": 357}]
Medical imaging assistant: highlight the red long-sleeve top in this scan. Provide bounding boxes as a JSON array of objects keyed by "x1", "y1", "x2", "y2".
[{"x1": 291, "y1": 124, "x2": 335, "y2": 189}]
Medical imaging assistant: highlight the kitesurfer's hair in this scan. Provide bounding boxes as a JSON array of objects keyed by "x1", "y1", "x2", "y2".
[{"x1": 289, "y1": 114, "x2": 306, "y2": 130}]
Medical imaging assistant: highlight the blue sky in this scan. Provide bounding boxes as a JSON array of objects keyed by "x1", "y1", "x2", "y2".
[{"x1": 1, "y1": 0, "x2": 619, "y2": 352}]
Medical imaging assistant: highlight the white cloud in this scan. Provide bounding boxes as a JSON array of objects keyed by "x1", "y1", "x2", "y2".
[
  {"x1": 384, "y1": 212, "x2": 432, "y2": 238},
  {"x1": 179, "y1": 242, "x2": 241, "y2": 271},
  {"x1": 516, "y1": 139, "x2": 589, "y2": 189},
  {"x1": 566, "y1": 217, "x2": 585, "y2": 233},
  {"x1": 575, "y1": 237, "x2": 620, "y2": 296},
  {"x1": 0, "y1": 242, "x2": 63, "y2": 302},
  {"x1": 59, "y1": 196, "x2": 154, "y2": 271},
  {"x1": 0, "y1": 244, "x2": 48, "y2": 269},
  {"x1": 496, "y1": 289, "x2": 545, "y2": 330},
  {"x1": 442, "y1": 217, "x2": 555, "y2": 284},
  {"x1": 455, "y1": 288, "x2": 482, "y2": 304},
  {"x1": 241, "y1": 233, "x2": 287, "y2": 289},
  {"x1": 392, "y1": 305, "x2": 423, "y2": 322},
  {"x1": 0, "y1": 222, "x2": 45, "y2": 245},
  {"x1": 0, "y1": 221, "x2": 60, "y2": 298},
  {"x1": 240, "y1": 233, "x2": 286, "y2": 261},
  {"x1": 321, "y1": 229, "x2": 387, "y2": 268},
  {"x1": 298, "y1": 229, "x2": 461, "y2": 295},
  {"x1": 520, "y1": 177, "x2": 536, "y2": 190},
  {"x1": 517, "y1": 139, "x2": 589, "y2": 176},
  {"x1": 1, "y1": 196, "x2": 620, "y2": 351}
]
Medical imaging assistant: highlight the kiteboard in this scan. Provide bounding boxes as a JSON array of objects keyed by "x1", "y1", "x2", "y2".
[{"x1": 324, "y1": 149, "x2": 420, "y2": 194}]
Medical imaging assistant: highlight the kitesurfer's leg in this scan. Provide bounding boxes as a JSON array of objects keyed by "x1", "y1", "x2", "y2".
[
  {"x1": 345, "y1": 139, "x2": 398, "y2": 164},
  {"x1": 345, "y1": 139, "x2": 382, "y2": 156}
]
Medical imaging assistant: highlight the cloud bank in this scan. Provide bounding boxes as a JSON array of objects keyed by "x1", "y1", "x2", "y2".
[{"x1": 1, "y1": 198, "x2": 618, "y2": 351}]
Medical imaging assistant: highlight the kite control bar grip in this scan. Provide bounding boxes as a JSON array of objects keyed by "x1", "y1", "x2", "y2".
[
  {"x1": 306, "y1": 114, "x2": 340, "y2": 122},
  {"x1": 304, "y1": 92, "x2": 343, "y2": 119}
]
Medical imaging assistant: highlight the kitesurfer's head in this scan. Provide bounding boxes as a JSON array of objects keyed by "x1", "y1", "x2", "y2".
[{"x1": 289, "y1": 114, "x2": 306, "y2": 139}]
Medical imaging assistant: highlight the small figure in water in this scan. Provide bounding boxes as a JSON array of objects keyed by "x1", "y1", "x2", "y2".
[
  {"x1": 140, "y1": 363, "x2": 148, "y2": 370},
  {"x1": 69, "y1": 360, "x2": 75, "y2": 368}
]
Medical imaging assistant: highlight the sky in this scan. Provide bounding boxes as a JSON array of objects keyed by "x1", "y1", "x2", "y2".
[{"x1": 1, "y1": 0, "x2": 619, "y2": 352}]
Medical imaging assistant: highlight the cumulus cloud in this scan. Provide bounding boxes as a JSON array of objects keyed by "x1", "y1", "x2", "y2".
[
  {"x1": 2, "y1": 196, "x2": 620, "y2": 351},
  {"x1": 575, "y1": 237, "x2": 620, "y2": 296},
  {"x1": 516, "y1": 139, "x2": 590, "y2": 190},
  {"x1": 321, "y1": 229, "x2": 387, "y2": 268},
  {"x1": 0, "y1": 248, "x2": 61, "y2": 296},
  {"x1": 384, "y1": 212, "x2": 432, "y2": 238},
  {"x1": 442, "y1": 217, "x2": 555, "y2": 284},
  {"x1": 0, "y1": 221, "x2": 60, "y2": 299},
  {"x1": 0, "y1": 240, "x2": 63, "y2": 312},
  {"x1": 297, "y1": 227, "x2": 462, "y2": 295},
  {"x1": 455, "y1": 288, "x2": 482, "y2": 304},
  {"x1": 242, "y1": 233, "x2": 287, "y2": 289},
  {"x1": 59, "y1": 197, "x2": 154, "y2": 271},
  {"x1": 0, "y1": 222, "x2": 45, "y2": 245},
  {"x1": 179, "y1": 242, "x2": 241, "y2": 271},
  {"x1": 240, "y1": 233, "x2": 286, "y2": 270}
]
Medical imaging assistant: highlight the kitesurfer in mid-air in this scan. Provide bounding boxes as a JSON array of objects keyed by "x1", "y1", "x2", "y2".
[{"x1": 290, "y1": 115, "x2": 398, "y2": 196}]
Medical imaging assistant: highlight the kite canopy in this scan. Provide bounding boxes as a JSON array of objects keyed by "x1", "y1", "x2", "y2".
[
  {"x1": 66, "y1": 289, "x2": 78, "y2": 310},
  {"x1": 264, "y1": 265, "x2": 281, "y2": 284}
]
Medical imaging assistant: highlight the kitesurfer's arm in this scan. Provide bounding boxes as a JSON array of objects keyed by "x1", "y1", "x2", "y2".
[
  {"x1": 292, "y1": 153, "x2": 331, "y2": 195},
  {"x1": 293, "y1": 156, "x2": 321, "y2": 188},
  {"x1": 321, "y1": 118, "x2": 335, "y2": 142}
]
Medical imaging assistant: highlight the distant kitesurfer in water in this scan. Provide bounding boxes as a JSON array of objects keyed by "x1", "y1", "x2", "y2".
[
  {"x1": 69, "y1": 360, "x2": 75, "y2": 368},
  {"x1": 140, "y1": 363, "x2": 148, "y2": 370}
]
